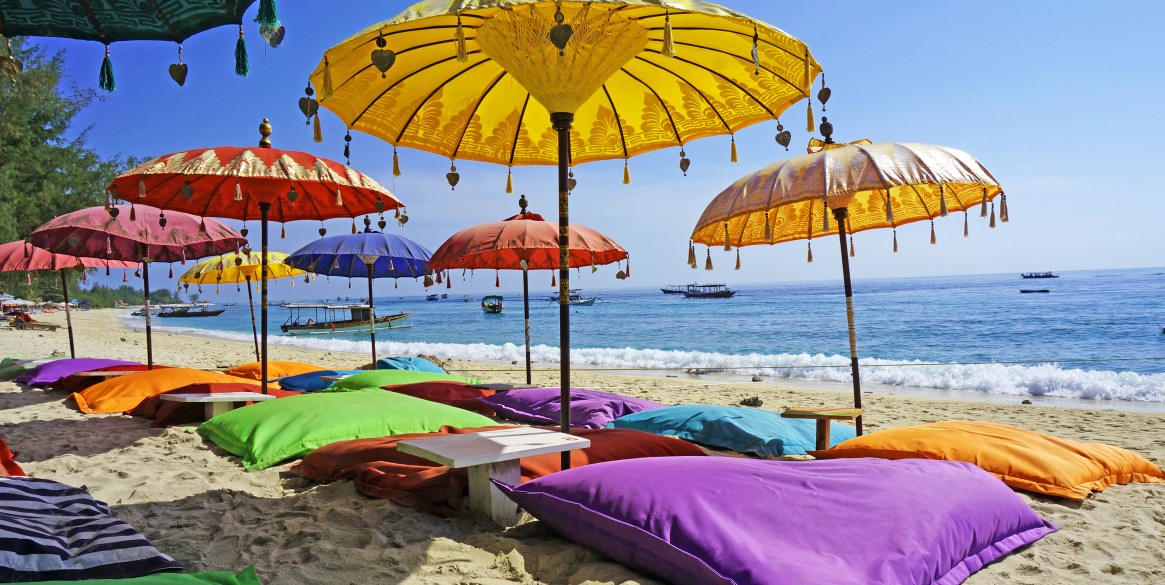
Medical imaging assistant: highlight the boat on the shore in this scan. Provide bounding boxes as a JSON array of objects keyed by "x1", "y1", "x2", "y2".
[
  {"x1": 156, "y1": 304, "x2": 226, "y2": 318},
  {"x1": 280, "y1": 303, "x2": 410, "y2": 335},
  {"x1": 481, "y1": 295, "x2": 504, "y2": 314},
  {"x1": 683, "y1": 284, "x2": 736, "y2": 298},
  {"x1": 548, "y1": 289, "x2": 597, "y2": 306},
  {"x1": 1021, "y1": 272, "x2": 1059, "y2": 279}
]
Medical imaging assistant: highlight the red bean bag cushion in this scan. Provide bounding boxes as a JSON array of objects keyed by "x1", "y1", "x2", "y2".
[
  {"x1": 382, "y1": 381, "x2": 496, "y2": 416},
  {"x1": 128, "y1": 383, "x2": 301, "y2": 427},
  {"x1": 291, "y1": 426, "x2": 706, "y2": 516},
  {"x1": 0, "y1": 438, "x2": 24, "y2": 476}
]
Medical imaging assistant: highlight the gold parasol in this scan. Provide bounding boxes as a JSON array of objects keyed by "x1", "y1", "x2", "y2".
[{"x1": 692, "y1": 138, "x2": 1006, "y2": 434}]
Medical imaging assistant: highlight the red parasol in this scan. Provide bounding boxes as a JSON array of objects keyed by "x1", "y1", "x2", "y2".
[
  {"x1": 428, "y1": 195, "x2": 628, "y2": 383},
  {"x1": 0, "y1": 240, "x2": 137, "y2": 358},
  {"x1": 29, "y1": 206, "x2": 246, "y2": 368},
  {"x1": 117, "y1": 119, "x2": 405, "y2": 392}
]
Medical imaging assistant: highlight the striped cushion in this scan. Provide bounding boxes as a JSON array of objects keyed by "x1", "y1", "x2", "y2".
[{"x1": 0, "y1": 477, "x2": 183, "y2": 581}]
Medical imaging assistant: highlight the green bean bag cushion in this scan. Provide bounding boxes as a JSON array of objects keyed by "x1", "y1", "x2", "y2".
[
  {"x1": 197, "y1": 389, "x2": 495, "y2": 471},
  {"x1": 24, "y1": 567, "x2": 262, "y2": 584},
  {"x1": 326, "y1": 369, "x2": 480, "y2": 392}
]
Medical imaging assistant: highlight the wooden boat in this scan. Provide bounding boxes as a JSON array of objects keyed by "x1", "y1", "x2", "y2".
[
  {"x1": 280, "y1": 304, "x2": 410, "y2": 335},
  {"x1": 426, "y1": 294, "x2": 439, "y2": 301},
  {"x1": 683, "y1": 284, "x2": 736, "y2": 298},
  {"x1": 1021, "y1": 272, "x2": 1059, "y2": 279},
  {"x1": 1020, "y1": 289, "x2": 1050, "y2": 293},
  {"x1": 548, "y1": 289, "x2": 597, "y2": 306},
  {"x1": 157, "y1": 304, "x2": 226, "y2": 317},
  {"x1": 481, "y1": 295, "x2": 504, "y2": 314},
  {"x1": 660, "y1": 284, "x2": 690, "y2": 294}
]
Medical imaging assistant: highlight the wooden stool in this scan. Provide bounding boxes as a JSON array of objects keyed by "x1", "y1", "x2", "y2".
[{"x1": 780, "y1": 407, "x2": 863, "y2": 451}]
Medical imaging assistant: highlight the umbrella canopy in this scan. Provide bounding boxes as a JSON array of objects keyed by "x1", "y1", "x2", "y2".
[
  {"x1": 692, "y1": 141, "x2": 1006, "y2": 434},
  {"x1": 0, "y1": 0, "x2": 282, "y2": 89},
  {"x1": 312, "y1": 0, "x2": 819, "y2": 465},
  {"x1": 120, "y1": 119, "x2": 405, "y2": 393},
  {"x1": 0, "y1": 240, "x2": 137, "y2": 358},
  {"x1": 428, "y1": 196, "x2": 628, "y2": 384},
  {"x1": 179, "y1": 250, "x2": 307, "y2": 362},
  {"x1": 29, "y1": 205, "x2": 246, "y2": 368},
  {"x1": 286, "y1": 226, "x2": 432, "y2": 365}
]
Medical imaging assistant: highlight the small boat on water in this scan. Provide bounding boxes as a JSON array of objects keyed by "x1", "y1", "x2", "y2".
[
  {"x1": 683, "y1": 284, "x2": 736, "y2": 298},
  {"x1": 1021, "y1": 272, "x2": 1059, "y2": 279},
  {"x1": 481, "y1": 295, "x2": 504, "y2": 314},
  {"x1": 156, "y1": 304, "x2": 226, "y2": 318},
  {"x1": 1020, "y1": 289, "x2": 1050, "y2": 293},
  {"x1": 426, "y1": 294, "x2": 439, "y2": 301},
  {"x1": 280, "y1": 303, "x2": 410, "y2": 335},
  {"x1": 660, "y1": 284, "x2": 691, "y2": 294},
  {"x1": 548, "y1": 289, "x2": 597, "y2": 306}
]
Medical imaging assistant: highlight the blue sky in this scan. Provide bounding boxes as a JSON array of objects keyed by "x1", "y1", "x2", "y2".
[{"x1": 27, "y1": 1, "x2": 1165, "y2": 300}]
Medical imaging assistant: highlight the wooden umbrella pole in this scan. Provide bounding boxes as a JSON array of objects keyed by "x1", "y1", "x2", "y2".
[
  {"x1": 832, "y1": 207, "x2": 863, "y2": 435},
  {"x1": 246, "y1": 275, "x2": 259, "y2": 362},
  {"x1": 142, "y1": 261, "x2": 153, "y2": 369},
  {"x1": 259, "y1": 202, "x2": 271, "y2": 394},
  {"x1": 366, "y1": 264, "x2": 377, "y2": 365},
  {"x1": 552, "y1": 111, "x2": 574, "y2": 470},
  {"x1": 522, "y1": 268, "x2": 531, "y2": 385},
  {"x1": 60, "y1": 270, "x2": 76, "y2": 358}
]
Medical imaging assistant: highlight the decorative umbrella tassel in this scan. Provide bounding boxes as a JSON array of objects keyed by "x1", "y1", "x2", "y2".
[
  {"x1": 704, "y1": 248, "x2": 713, "y2": 270},
  {"x1": 235, "y1": 26, "x2": 249, "y2": 77},
  {"x1": 623, "y1": 161, "x2": 631, "y2": 184},
  {"x1": 893, "y1": 229, "x2": 899, "y2": 252},
  {"x1": 849, "y1": 236, "x2": 855, "y2": 257},
  {"x1": 320, "y1": 56, "x2": 334, "y2": 100},
  {"x1": 123, "y1": 270, "x2": 128, "y2": 283},
  {"x1": 964, "y1": 212, "x2": 969, "y2": 237},
  {"x1": 804, "y1": 48, "x2": 814, "y2": 132},
  {"x1": 735, "y1": 249, "x2": 741, "y2": 270},
  {"x1": 455, "y1": 15, "x2": 468, "y2": 62},
  {"x1": 351, "y1": 219, "x2": 357, "y2": 234},
  {"x1": 395, "y1": 281, "x2": 399, "y2": 289},
  {"x1": 495, "y1": 272, "x2": 500, "y2": 287},
  {"x1": 256, "y1": 0, "x2": 280, "y2": 26},
  {"x1": 99, "y1": 45, "x2": 115, "y2": 92},
  {"x1": 281, "y1": 225, "x2": 286, "y2": 238},
  {"x1": 990, "y1": 203, "x2": 997, "y2": 228},
  {"x1": 105, "y1": 266, "x2": 110, "y2": 276},
  {"x1": 807, "y1": 242, "x2": 813, "y2": 263},
  {"x1": 662, "y1": 9, "x2": 676, "y2": 57},
  {"x1": 730, "y1": 136, "x2": 738, "y2": 162},
  {"x1": 930, "y1": 222, "x2": 937, "y2": 244},
  {"x1": 393, "y1": 148, "x2": 401, "y2": 176},
  {"x1": 446, "y1": 275, "x2": 452, "y2": 289},
  {"x1": 723, "y1": 223, "x2": 731, "y2": 251},
  {"x1": 1000, "y1": 194, "x2": 1009, "y2": 222},
  {"x1": 625, "y1": 259, "x2": 631, "y2": 278},
  {"x1": 551, "y1": 273, "x2": 556, "y2": 287},
  {"x1": 506, "y1": 169, "x2": 513, "y2": 193},
  {"x1": 980, "y1": 188, "x2": 988, "y2": 217},
  {"x1": 129, "y1": 205, "x2": 136, "y2": 221},
  {"x1": 687, "y1": 241, "x2": 697, "y2": 267},
  {"x1": 435, "y1": 271, "x2": 443, "y2": 284},
  {"x1": 313, "y1": 114, "x2": 323, "y2": 143},
  {"x1": 168, "y1": 265, "x2": 173, "y2": 278},
  {"x1": 939, "y1": 185, "x2": 948, "y2": 216}
]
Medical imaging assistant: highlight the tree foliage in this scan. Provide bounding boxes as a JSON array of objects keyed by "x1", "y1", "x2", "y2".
[{"x1": 0, "y1": 37, "x2": 143, "y2": 298}]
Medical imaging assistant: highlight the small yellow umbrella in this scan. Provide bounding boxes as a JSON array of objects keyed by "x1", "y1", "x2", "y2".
[
  {"x1": 179, "y1": 250, "x2": 307, "y2": 361},
  {"x1": 311, "y1": 0, "x2": 821, "y2": 466},
  {"x1": 692, "y1": 138, "x2": 1006, "y2": 434}
]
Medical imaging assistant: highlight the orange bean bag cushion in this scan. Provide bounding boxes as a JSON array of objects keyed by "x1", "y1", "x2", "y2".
[
  {"x1": 72, "y1": 368, "x2": 262, "y2": 414},
  {"x1": 291, "y1": 426, "x2": 706, "y2": 516},
  {"x1": 812, "y1": 420, "x2": 1164, "y2": 501},
  {"x1": 221, "y1": 361, "x2": 325, "y2": 380}
]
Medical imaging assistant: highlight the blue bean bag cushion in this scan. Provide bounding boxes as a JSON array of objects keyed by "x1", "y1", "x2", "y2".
[
  {"x1": 274, "y1": 369, "x2": 363, "y2": 392},
  {"x1": 498, "y1": 457, "x2": 1057, "y2": 585},
  {"x1": 606, "y1": 404, "x2": 856, "y2": 456},
  {"x1": 375, "y1": 356, "x2": 446, "y2": 374}
]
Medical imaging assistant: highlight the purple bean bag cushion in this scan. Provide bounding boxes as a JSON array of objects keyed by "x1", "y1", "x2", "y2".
[
  {"x1": 477, "y1": 387, "x2": 664, "y2": 429},
  {"x1": 13, "y1": 358, "x2": 139, "y2": 387},
  {"x1": 497, "y1": 457, "x2": 1057, "y2": 585}
]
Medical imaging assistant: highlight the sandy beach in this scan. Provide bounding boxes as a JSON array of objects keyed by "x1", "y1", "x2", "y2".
[{"x1": 1, "y1": 308, "x2": 1161, "y2": 584}]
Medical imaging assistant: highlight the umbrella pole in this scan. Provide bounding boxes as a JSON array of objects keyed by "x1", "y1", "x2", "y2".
[
  {"x1": 523, "y1": 268, "x2": 531, "y2": 385},
  {"x1": 552, "y1": 111, "x2": 574, "y2": 470},
  {"x1": 142, "y1": 261, "x2": 153, "y2": 369},
  {"x1": 259, "y1": 203, "x2": 270, "y2": 395},
  {"x1": 60, "y1": 270, "x2": 75, "y2": 359},
  {"x1": 246, "y1": 275, "x2": 259, "y2": 362},
  {"x1": 833, "y1": 208, "x2": 863, "y2": 435},
  {"x1": 366, "y1": 266, "x2": 377, "y2": 365}
]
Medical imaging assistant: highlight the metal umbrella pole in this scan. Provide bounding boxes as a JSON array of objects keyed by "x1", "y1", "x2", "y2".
[
  {"x1": 245, "y1": 274, "x2": 259, "y2": 362},
  {"x1": 832, "y1": 207, "x2": 863, "y2": 435},
  {"x1": 552, "y1": 111, "x2": 574, "y2": 470},
  {"x1": 259, "y1": 203, "x2": 271, "y2": 394},
  {"x1": 366, "y1": 261, "x2": 378, "y2": 365},
  {"x1": 522, "y1": 266, "x2": 532, "y2": 385},
  {"x1": 59, "y1": 270, "x2": 75, "y2": 358},
  {"x1": 141, "y1": 260, "x2": 153, "y2": 369}
]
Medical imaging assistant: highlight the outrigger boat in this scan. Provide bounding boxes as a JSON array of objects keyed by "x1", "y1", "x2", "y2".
[
  {"x1": 548, "y1": 289, "x2": 597, "y2": 306},
  {"x1": 481, "y1": 295, "x2": 504, "y2": 314},
  {"x1": 1020, "y1": 272, "x2": 1059, "y2": 279},
  {"x1": 156, "y1": 303, "x2": 226, "y2": 318},
  {"x1": 682, "y1": 284, "x2": 736, "y2": 298},
  {"x1": 280, "y1": 303, "x2": 410, "y2": 335}
]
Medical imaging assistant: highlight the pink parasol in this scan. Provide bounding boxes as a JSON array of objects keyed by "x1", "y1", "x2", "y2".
[
  {"x1": 0, "y1": 240, "x2": 138, "y2": 358},
  {"x1": 29, "y1": 205, "x2": 246, "y2": 368}
]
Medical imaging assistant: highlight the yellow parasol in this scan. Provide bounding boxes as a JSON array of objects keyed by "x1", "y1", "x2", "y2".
[
  {"x1": 692, "y1": 138, "x2": 1006, "y2": 434},
  {"x1": 179, "y1": 250, "x2": 308, "y2": 361},
  {"x1": 311, "y1": 0, "x2": 821, "y2": 466}
]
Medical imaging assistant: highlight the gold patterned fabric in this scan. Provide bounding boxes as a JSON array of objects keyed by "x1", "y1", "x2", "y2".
[
  {"x1": 312, "y1": 0, "x2": 820, "y2": 167},
  {"x1": 178, "y1": 251, "x2": 305, "y2": 285},
  {"x1": 691, "y1": 142, "x2": 1004, "y2": 247}
]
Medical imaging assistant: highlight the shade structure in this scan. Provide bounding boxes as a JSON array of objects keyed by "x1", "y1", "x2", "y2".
[
  {"x1": 120, "y1": 119, "x2": 404, "y2": 393},
  {"x1": 428, "y1": 196, "x2": 628, "y2": 384},
  {"x1": 0, "y1": 240, "x2": 137, "y2": 358},
  {"x1": 178, "y1": 250, "x2": 307, "y2": 361},
  {"x1": 28, "y1": 205, "x2": 246, "y2": 369},
  {"x1": 285, "y1": 224, "x2": 432, "y2": 364},
  {"x1": 0, "y1": 0, "x2": 281, "y2": 89},
  {"x1": 313, "y1": 0, "x2": 819, "y2": 468},
  {"x1": 692, "y1": 141, "x2": 1006, "y2": 434}
]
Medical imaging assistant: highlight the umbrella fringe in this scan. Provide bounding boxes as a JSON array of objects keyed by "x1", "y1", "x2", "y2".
[{"x1": 235, "y1": 26, "x2": 249, "y2": 77}]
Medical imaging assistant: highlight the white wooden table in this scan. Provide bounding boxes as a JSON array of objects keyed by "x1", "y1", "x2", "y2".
[
  {"x1": 398, "y1": 427, "x2": 590, "y2": 526},
  {"x1": 159, "y1": 391, "x2": 275, "y2": 420}
]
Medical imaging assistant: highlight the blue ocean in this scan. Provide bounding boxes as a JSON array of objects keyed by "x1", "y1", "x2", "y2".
[{"x1": 132, "y1": 267, "x2": 1165, "y2": 408}]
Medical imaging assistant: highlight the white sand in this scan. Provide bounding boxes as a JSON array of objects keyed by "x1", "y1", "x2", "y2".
[{"x1": 1, "y1": 308, "x2": 1162, "y2": 584}]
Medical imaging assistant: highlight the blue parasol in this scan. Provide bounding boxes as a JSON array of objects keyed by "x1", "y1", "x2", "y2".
[{"x1": 286, "y1": 219, "x2": 432, "y2": 363}]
